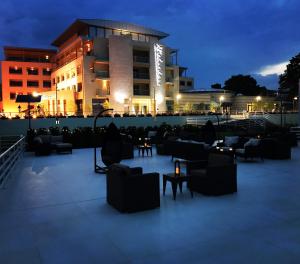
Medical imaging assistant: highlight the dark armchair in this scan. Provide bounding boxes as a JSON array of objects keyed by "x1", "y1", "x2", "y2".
[
  {"x1": 235, "y1": 138, "x2": 263, "y2": 161},
  {"x1": 187, "y1": 153, "x2": 237, "y2": 196},
  {"x1": 107, "y1": 164, "x2": 160, "y2": 213}
]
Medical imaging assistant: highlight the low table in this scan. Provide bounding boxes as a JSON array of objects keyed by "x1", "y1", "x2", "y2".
[
  {"x1": 163, "y1": 173, "x2": 193, "y2": 200},
  {"x1": 138, "y1": 145, "x2": 152, "y2": 157},
  {"x1": 212, "y1": 147, "x2": 235, "y2": 158}
]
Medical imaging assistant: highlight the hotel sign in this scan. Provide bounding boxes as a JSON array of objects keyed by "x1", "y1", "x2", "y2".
[{"x1": 154, "y1": 43, "x2": 164, "y2": 87}]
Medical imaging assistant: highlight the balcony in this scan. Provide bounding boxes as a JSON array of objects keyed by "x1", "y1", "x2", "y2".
[
  {"x1": 165, "y1": 77, "x2": 174, "y2": 84},
  {"x1": 95, "y1": 70, "x2": 109, "y2": 79},
  {"x1": 95, "y1": 57, "x2": 109, "y2": 64},
  {"x1": 96, "y1": 88, "x2": 109, "y2": 97},
  {"x1": 133, "y1": 72, "x2": 150, "y2": 80},
  {"x1": 133, "y1": 56, "x2": 149, "y2": 63}
]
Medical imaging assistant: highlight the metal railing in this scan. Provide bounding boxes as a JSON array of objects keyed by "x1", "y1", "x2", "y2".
[
  {"x1": 133, "y1": 56, "x2": 149, "y2": 63},
  {"x1": 95, "y1": 70, "x2": 109, "y2": 78},
  {"x1": 133, "y1": 72, "x2": 150, "y2": 79},
  {"x1": 0, "y1": 135, "x2": 25, "y2": 189}
]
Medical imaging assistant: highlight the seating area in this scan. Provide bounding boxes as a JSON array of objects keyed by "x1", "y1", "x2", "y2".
[
  {"x1": 1, "y1": 146, "x2": 300, "y2": 263},
  {"x1": 1, "y1": 120, "x2": 299, "y2": 263}
]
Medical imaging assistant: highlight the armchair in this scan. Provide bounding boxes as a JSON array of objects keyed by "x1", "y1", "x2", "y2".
[
  {"x1": 107, "y1": 164, "x2": 160, "y2": 213},
  {"x1": 235, "y1": 138, "x2": 263, "y2": 161},
  {"x1": 187, "y1": 153, "x2": 237, "y2": 196}
]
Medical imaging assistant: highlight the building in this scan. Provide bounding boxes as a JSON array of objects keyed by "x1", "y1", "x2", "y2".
[
  {"x1": 1, "y1": 19, "x2": 277, "y2": 117},
  {"x1": 0, "y1": 47, "x2": 56, "y2": 115},
  {"x1": 178, "y1": 90, "x2": 277, "y2": 113}
]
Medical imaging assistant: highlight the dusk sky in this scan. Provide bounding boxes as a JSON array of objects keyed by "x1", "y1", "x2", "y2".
[{"x1": 1, "y1": 0, "x2": 300, "y2": 90}]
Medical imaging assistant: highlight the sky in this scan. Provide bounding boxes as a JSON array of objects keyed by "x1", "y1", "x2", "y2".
[{"x1": 1, "y1": 0, "x2": 300, "y2": 90}]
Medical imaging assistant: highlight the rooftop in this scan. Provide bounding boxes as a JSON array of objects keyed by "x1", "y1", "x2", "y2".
[
  {"x1": 1, "y1": 147, "x2": 300, "y2": 262},
  {"x1": 52, "y1": 19, "x2": 169, "y2": 46}
]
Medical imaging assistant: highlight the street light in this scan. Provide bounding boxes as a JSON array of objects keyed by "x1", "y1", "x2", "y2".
[
  {"x1": 293, "y1": 96, "x2": 298, "y2": 112},
  {"x1": 219, "y1": 95, "x2": 225, "y2": 113},
  {"x1": 256, "y1": 96, "x2": 262, "y2": 112},
  {"x1": 176, "y1": 93, "x2": 182, "y2": 100}
]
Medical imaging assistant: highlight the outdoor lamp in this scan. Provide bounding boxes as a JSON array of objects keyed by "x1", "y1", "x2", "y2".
[{"x1": 174, "y1": 160, "x2": 181, "y2": 177}]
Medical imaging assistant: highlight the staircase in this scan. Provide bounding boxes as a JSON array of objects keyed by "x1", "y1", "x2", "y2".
[{"x1": 290, "y1": 127, "x2": 300, "y2": 140}]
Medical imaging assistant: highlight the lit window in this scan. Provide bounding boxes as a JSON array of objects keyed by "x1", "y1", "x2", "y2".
[{"x1": 132, "y1": 33, "x2": 138, "y2": 41}]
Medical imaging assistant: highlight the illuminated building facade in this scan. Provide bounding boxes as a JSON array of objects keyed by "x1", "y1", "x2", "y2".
[
  {"x1": 0, "y1": 47, "x2": 56, "y2": 114},
  {"x1": 43, "y1": 19, "x2": 194, "y2": 116}
]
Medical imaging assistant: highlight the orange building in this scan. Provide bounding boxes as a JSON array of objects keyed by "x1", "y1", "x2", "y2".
[{"x1": 0, "y1": 47, "x2": 56, "y2": 116}]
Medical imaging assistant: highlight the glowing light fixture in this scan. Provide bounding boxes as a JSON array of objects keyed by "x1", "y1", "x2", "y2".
[
  {"x1": 156, "y1": 93, "x2": 164, "y2": 104},
  {"x1": 45, "y1": 55, "x2": 49, "y2": 60},
  {"x1": 256, "y1": 96, "x2": 262, "y2": 102},
  {"x1": 219, "y1": 95, "x2": 225, "y2": 102},
  {"x1": 176, "y1": 94, "x2": 182, "y2": 100},
  {"x1": 32, "y1": 91, "x2": 39, "y2": 97},
  {"x1": 115, "y1": 92, "x2": 126, "y2": 104},
  {"x1": 174, "y1": 160, "x2": 181, "y2": 177}
]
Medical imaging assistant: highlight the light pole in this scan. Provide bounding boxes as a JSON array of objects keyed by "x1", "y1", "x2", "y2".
[
  {"x1": 256, "y1": 96, "x2": 262, "y2": 112},
  {"x1": 293, "y1": 96, "x2": 298, "y2": 112},
  {"x1": 219, "y1": 95, "x2": 224, "y2": 114},
  {"x1": 55, "y1": 83, "x2": 59, "y2": 125},
  {"x1": 176, "y1": 93, "x2": 181, "y2": 113}
]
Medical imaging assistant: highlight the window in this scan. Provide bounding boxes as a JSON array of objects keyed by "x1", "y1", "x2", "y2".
[
  {"x1": 27, "y1": 67, "x2": 38, "y2": 75},
  {"x1": 105, "y1": 29, "x2": 113, "y2": 37},
  {"x1": 77, "y1": 65, "x2": 81, "y2": 75},
  {"x1": 113, "y1": 30, "x2": 121, "y2": 36},
  {"x1": 97, "y1": 28, "x2": 104, "y2": 37},
  {"x1": 52, "y1": 78, "x2": 56, "y2": 85},
  {"x1": 43, "y1": 81, "x2": 51, "y2": 88},
  {"x1": 187, "y1": 81, "x2": 192, "y2": 86},
  {"x1": 9, "y1": 67, "x2": 22, "y2": 74},
  {"x1": 145, "y1": 36, "x2": 150, "y2": 42},
  {"x1": 77, "y1": 82, "x2": 82, "y2": 92},
  {"x1": 89, "y1": 26, "x2": 97, "y2": 38},
  {"x1": 27, "y1": 80, "x2": 39, "y2": 87},
  {"x1": 66, "y1": 73, "x2": 70, "y2": 79},
  {"x1": 139, "y1": 34, "x2": 146, "y2": 42},
  {"x1": 133, "y1": 83, "x2": 150, "y2": 96},
  {"x1": 71, "y1": 72, "x2": 76, "y2": 78},
  {"x1": 132, "y1": 33, "x2": 138, "y2": 41},
  {"x1": 61, "y1": 75, "x2": 65, "y2": 81},
  {"x1": 43, "y1": 68, "x2": 51, "y2": 75},
  {"x1": 10, "y1": 93, "x2": 16, "y2": 100},
  {"x1": 180, "y1": 80, "x2": 185, "y2": 86},
  {"x1": 9, "y1": 80, "x2": 22, "y2": 87},
  {"x1": 57, "y1": 76, "x2": 60, "y2": 83}
]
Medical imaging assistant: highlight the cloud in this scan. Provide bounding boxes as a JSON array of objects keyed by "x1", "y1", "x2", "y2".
[{"x1": 258, "y1": 62, "x2": 288, "y2": 77}]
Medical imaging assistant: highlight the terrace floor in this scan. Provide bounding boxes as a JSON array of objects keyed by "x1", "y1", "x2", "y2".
[{"x1": 1, "y1": 147, "x2": 300, "y2": 263}]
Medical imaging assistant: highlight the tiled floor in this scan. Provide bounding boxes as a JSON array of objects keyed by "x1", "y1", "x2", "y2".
[{"x1": 1, "y1": 147, "x2": 300, "y2": 263}]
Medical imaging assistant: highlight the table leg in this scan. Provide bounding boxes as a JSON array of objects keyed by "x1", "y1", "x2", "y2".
[
  {"x1": 171, "y1": 181, "x2": 178, "y2": 200},
  {"x1": 150, "y1": 147, "x2": 152, "y2": 156},
  {"x1": 142, "y1": 148, "x2": 145, "y2": 157},
  {"x1": 163, "y1": 176, "x2": 166, "y2": 196},
  {"x1": 179, "y1": 180, "x2": 183, "y2": 193}
]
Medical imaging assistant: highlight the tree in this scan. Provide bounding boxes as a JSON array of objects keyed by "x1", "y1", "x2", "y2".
[
  {"x1": 102, "y1": 99, "x2": 110, "y2": 109},
  {"x1": 223, "y1": 75, "x2": 268, "y2": 96},
  {"x1": 211, "y1": 83, "x2": 222, "y2": 89},
  {"x1": 279, "y1": 53, "x2": 300, "y2": 98}
]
